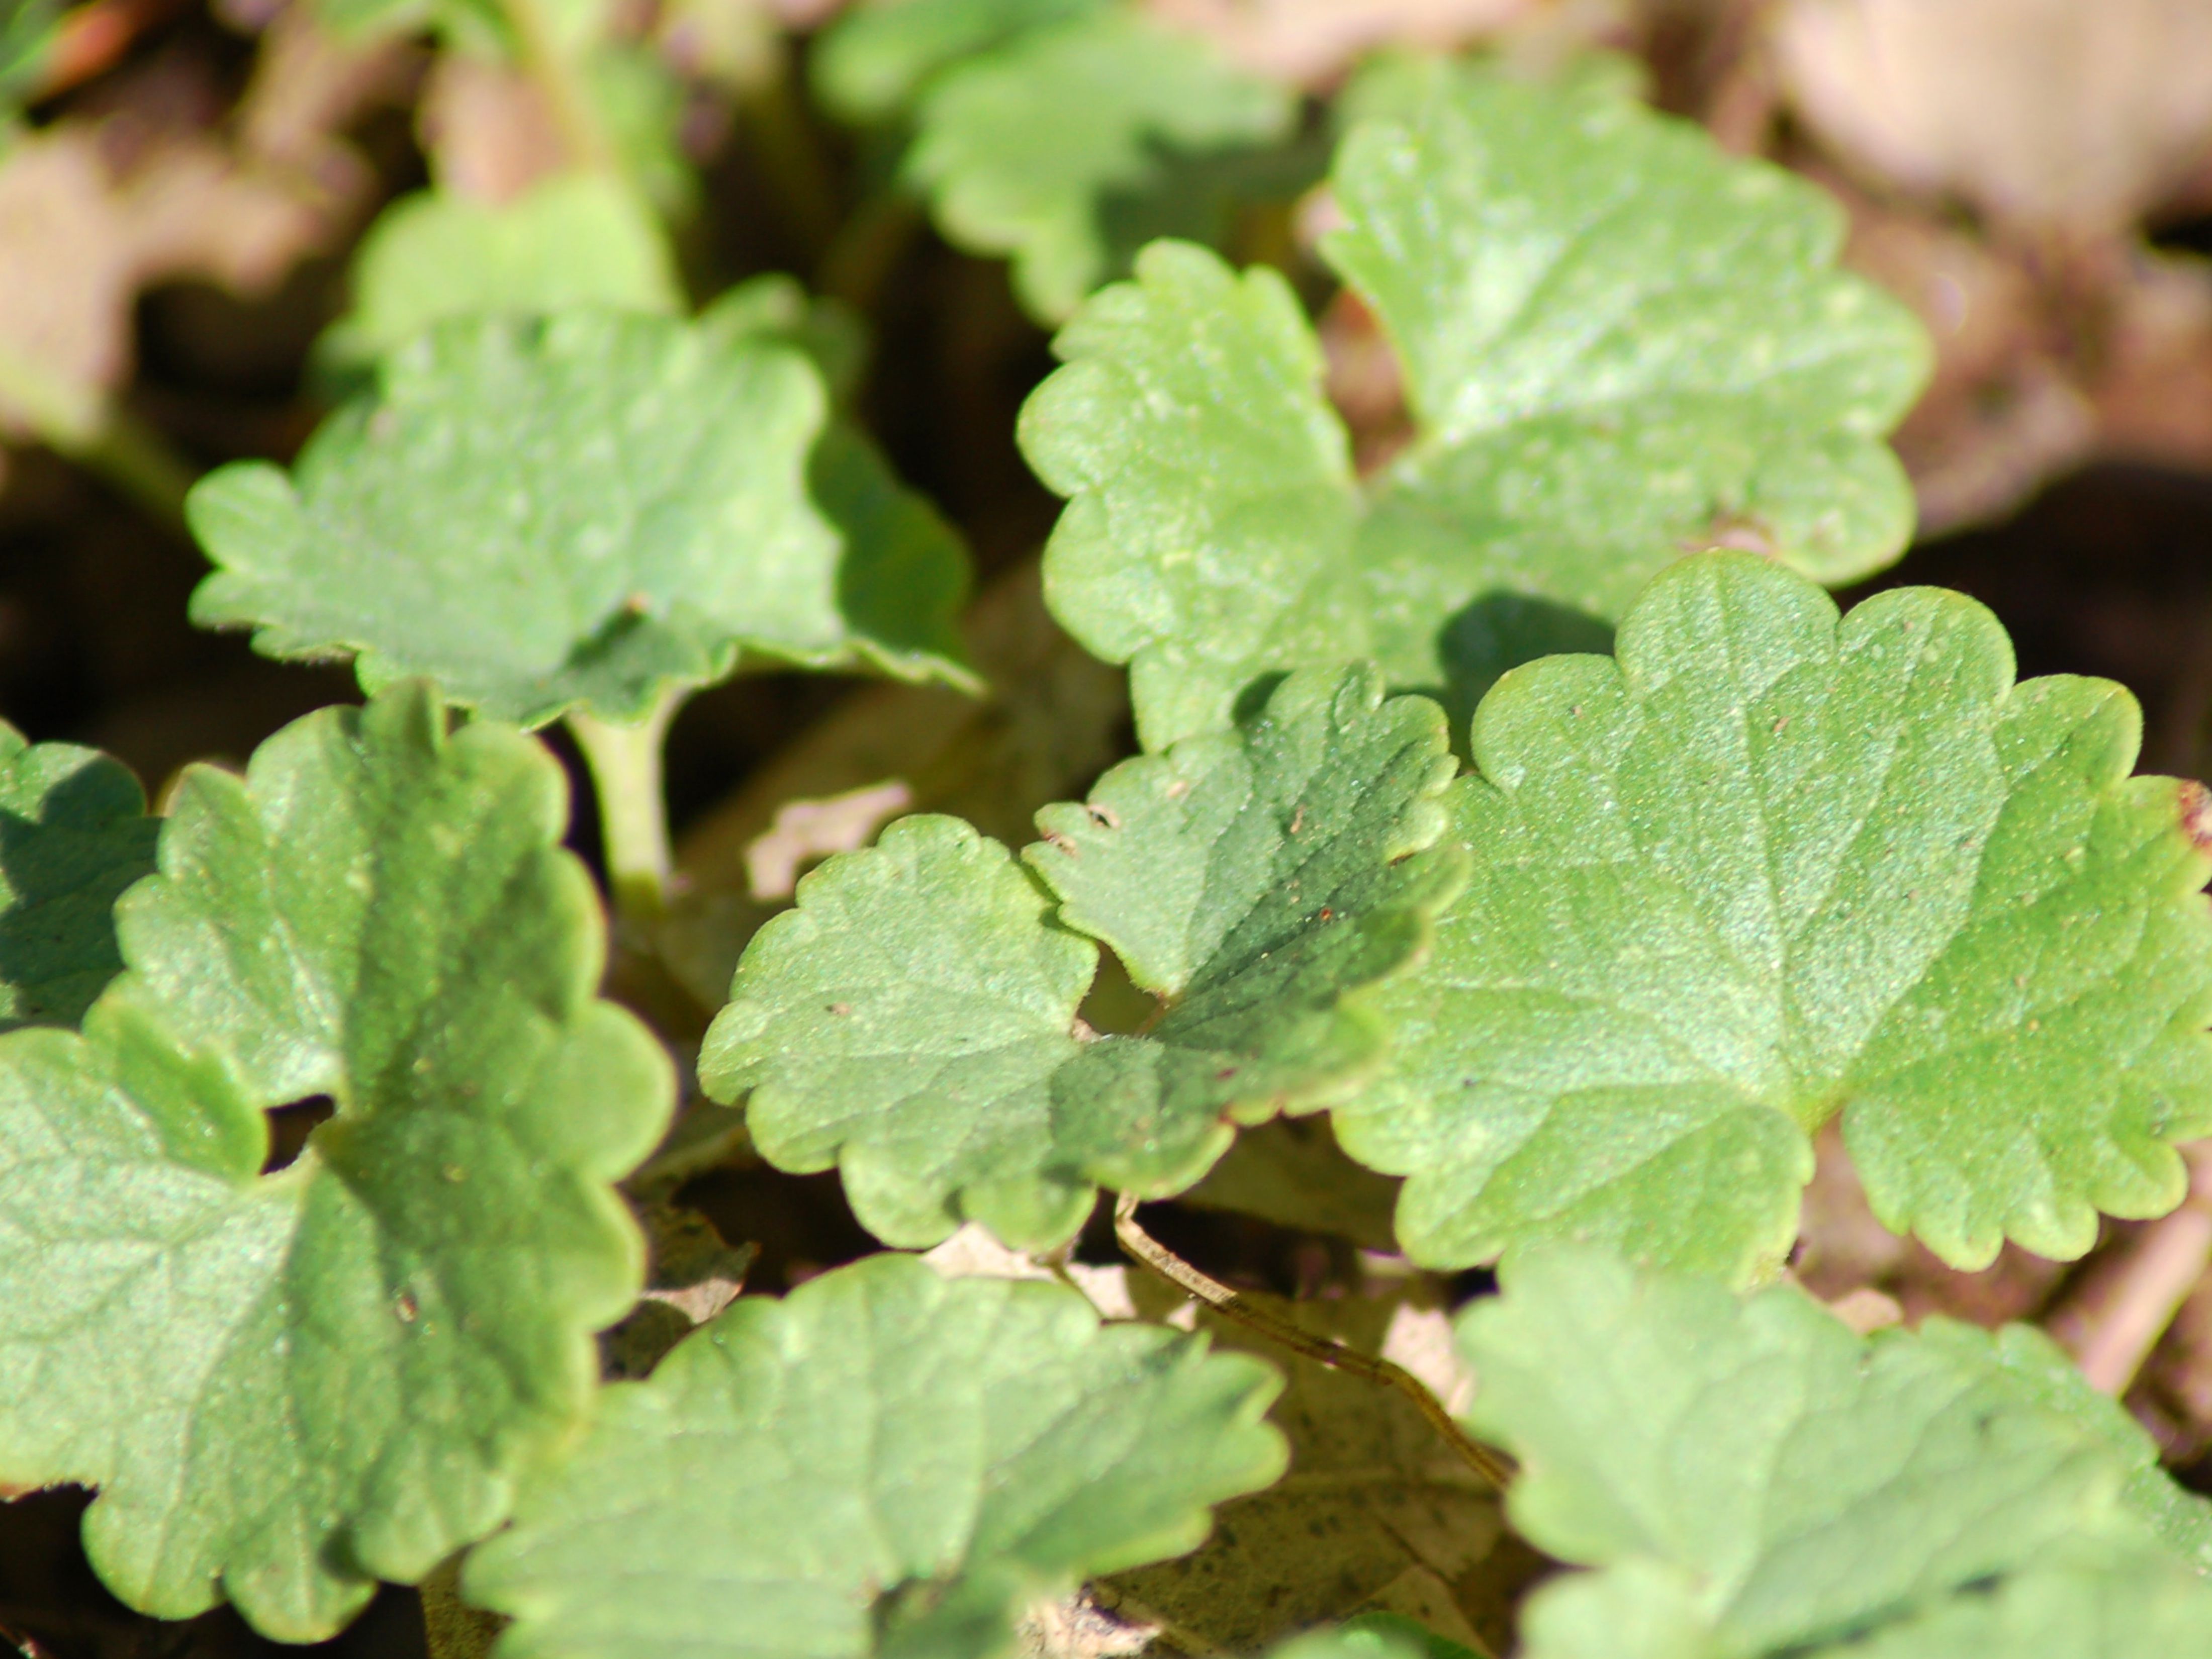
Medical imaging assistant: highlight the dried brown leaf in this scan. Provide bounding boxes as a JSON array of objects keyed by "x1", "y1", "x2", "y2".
[{"x1": 1776, "y1": 0, "x2": 2212, "y2": 230}]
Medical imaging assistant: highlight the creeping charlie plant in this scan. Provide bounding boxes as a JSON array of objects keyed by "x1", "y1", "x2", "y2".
[{"x1": 5, "y1": 11, "x2": 2211, "y2": 1659}]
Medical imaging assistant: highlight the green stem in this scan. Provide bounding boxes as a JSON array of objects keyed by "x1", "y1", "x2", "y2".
[
  {"x1": 497, "y1": 0, "x2": 614, "y2": 175},
  {"x1": 741, "y1": 42, "x2": 843, "y2": 260},
  {"x1": 817, "y1": 189, "x2": 923, "y2": 315},
  {"x1": 569, "y1": 690, "x2": 684, "y2": 928},
  {"x1": 0, "y1": 341, "x2": 195, "y2": 529}
]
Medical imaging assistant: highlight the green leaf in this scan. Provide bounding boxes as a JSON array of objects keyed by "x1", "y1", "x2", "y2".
[
  {"x1": 1459, "y1": 1247, "x2": 2212, "y2": 1659},
  {"x1": 1019, "y1": 69, "x2": 1930, "y2": 748},
  {"x1": 811, "y1": 0, "x2": 1101, "y2": 123},
  {"x1": 1271, "y1": 1619, "x2": 1452, "y2": 1659},
  {"x1": 1335, "y1": 552, "x2": 2212, "y2": 1281},
  {"x1": 0, "y1": 0, "x2": 58, "y2": 116},
  {"x1": 462, "y1": 1250, "x2": 1288, "y2": 1659},
  {"x1": 0, "y1": 722, "x2": 157, "y2": 1030},
  {"x1": 0, "y1": 683, "x2": 673, "y2": 1640},
  {"x1": 697, "y1": 273, "x2": 867, "y2": 404},
  {"x1": 318, "y1": 176, "x2": 683, "y2": 371},
  {"x1": 902, "y1": 11, "x2": 1298, "y2": 322},
  {"x1": 187, "y1": 310, "x2": 974, "y2": 728},
  {"x1": 697, "y1": 663, "x2": 1465, "y2": 1250}
]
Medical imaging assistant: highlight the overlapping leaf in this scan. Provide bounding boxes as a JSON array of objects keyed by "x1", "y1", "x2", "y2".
[
  {"x1": 814, "y1": 0, "x2": 1301, "y2": 323},
  {"x1": 1335, "y1": 552, "x2": 2212, "y2": 1282},
  {"x1": 1457, "y1": 1248, "x2": 2212, "y2": 1658},
  {"x1": 698, "y1": 663, "x2": 1465, "y2": 1250},
  {"x1": 318, "y1": 175, "x2": 682, "y2": 371},
  {"x1": 1020, "y1": 68, "x2": 1929, "y2": 748},
  {"x1": 903, "y1": 10, "x2": 1299, "y2": 321},
  {"x1": 463, "y1": 1250, "x2": 1288, "y2": 1659},
  {"x1": 0, "y1": 684, "x2": 672, "y2": 1639},
  {"x1": 187, "y1": 309, "x2": 973, "y2": 728},
  {"x1": 0, "y1": 721, "x2": 157, "y2": 1030},
  {"x1": 1106, "y1": 1282, "x2": 1511, "y2": 1655},
  {"x1": 812, "y1": 0, "x2": 1101, "y2": 122}
]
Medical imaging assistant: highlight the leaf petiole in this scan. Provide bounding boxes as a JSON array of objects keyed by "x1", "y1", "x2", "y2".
[{"x1": 569, "y1": 689, "x2": 683, "y2": 929}]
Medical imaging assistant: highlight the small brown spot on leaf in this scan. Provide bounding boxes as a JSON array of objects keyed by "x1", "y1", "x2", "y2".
[
  {"x1": 827, "y1": 1002, "x2": 851, "y2": 1016},
  {"x1": 396, "y1": 1292, "x2": 419, "y2": 1324},
  {"x1": 1166, "y1": 778, "x2": 1190, "y2": 799},
  {"x1": 1289, "y1": 806, "x2": 1306, "y2": 835},
  {"x1": 1088, "y1": 803, "x2": 1121, "y2": 831},
  {"x1": 1046, "y1": 832, "x2": 1077, "y2": 855},
  {"x1": 1318, "y1": 907, "x2": 1334, "y2": 921}
]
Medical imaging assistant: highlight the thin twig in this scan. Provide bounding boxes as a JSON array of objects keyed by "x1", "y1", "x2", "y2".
[
  {"x1": 1113, "y1": 1192, "x2": 1514, "y2": 1489},
  {"x1": 2049, "y1": 1142, "x2": 2212, "y2": 1396}
]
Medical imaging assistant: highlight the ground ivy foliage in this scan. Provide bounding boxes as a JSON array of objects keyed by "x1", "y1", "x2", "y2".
[
  {"x1": 1019, "y1": 67, "x2": 1930, "y2": 749},
  {"x1": 815, "y1": 0, "x2": 1296, "y2": 323},
  {"x1": 317, "y1": 175, "x2": 684, "y2": 372},
  {"x1": 699, "y1": 664, "x2": 1465, "y2": 1249},
  {"x1": 0, "y1": 684, "x2": 673, "y2": 1640},
  {"x1": 186, "y1": 308, "x2": 973, "y2": 729},
  {"x1": 1337, "y1": 552, "x2": 2212, "y2": 1282},
  {"x1": 0, "y1": 721, "x2": 158, "y2": 1030},
  {"x1": 465, "y1": 1252, "x2": 1286, "y2": 1659},
  {"x1": 1459, "y1": 1249, "x2": 2212, "y2": 1658}
]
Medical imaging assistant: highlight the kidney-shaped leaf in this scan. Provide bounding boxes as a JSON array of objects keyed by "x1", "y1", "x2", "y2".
[
  {"x1": 1459, "y1": 1248, "x2": 2212, "y2": 1659},
  {"x1": 904, "y1": 10, "x2": 1298, "y2": 322},
  {"x1": 317, "y1": 175, "x2": 683, "y2": 371},
  {"x1": 1020, "y1": 68, "x2": 1929, "y2": 748},
  {"x1": 463, "y1": 1250, "x2": 1288, "y2": 1659},
  {"x1": 1336, "y1": 552, "x2": 2212, "y2": 1283},
  {"x1": 0, "y1": 683, "x2": 674, "y2": 1640},
  {"x1": 0, "y1": 721, "x2": 157, "y2": 1030},
  {"x1": 698, "y1": 664, "x2": 1465, "y2": 1250},
  {"x1": 812, "y1": 0, "x2": 1100, "y2": 122},
  {"x1": 188, "y1": 310, "x2": 973, "y2": 728}
]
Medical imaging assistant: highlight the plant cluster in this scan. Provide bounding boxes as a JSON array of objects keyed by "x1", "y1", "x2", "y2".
[{"x1": 5, "y1": 5, "x2": 2212, "y2": 1658}]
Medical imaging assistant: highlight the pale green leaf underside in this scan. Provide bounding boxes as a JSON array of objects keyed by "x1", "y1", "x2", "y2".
[
  {"x1": 1337, "y1": 553, "x2": 2212, "y2": 1282},
  {"x1": 187, "y1": 311, "x2": 974, "y2": 728},
  {"x1": 905, "y1": 10, "x2": 1297, "y2": 322},
  {"x1": 0, "y1": 684, "x2": 673, "y2": 1640},
  {"x1": 1020, "y1": 69, "x2": 1929, "y2": 748},
  {"x1": 464, "y1": 1251, "x2": 1288, "y2": 1659},
  {"x1": 317, "y1": 175, "x2": 683, "y2": 371},
  {"x1": 0, "y1": 722, "x2": 157, "y2": 1031},
  {"x1": 699, "y1": 664, "x2": 1464, "y2": 1251},
  {"x1": 1461, "y1": 1248, "x2": 2212, "y2": 1659}
]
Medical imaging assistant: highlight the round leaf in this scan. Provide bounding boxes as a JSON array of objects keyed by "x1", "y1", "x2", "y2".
[
  {"x1": 0, "y1": 683, "x2": 674, "y2": 1638},
  {"x1": 463, "y1": 1251, "x2": 1288, "y2": 1659}
]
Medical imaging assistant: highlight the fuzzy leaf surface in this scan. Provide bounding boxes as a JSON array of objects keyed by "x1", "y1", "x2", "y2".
[
  {"x1": 464, "y1": 1251, "x2": 1288, "y2": 1659},
  {"x1": 188, "y1": 311, "x2": 972, "y2": 727},
  {"x1": 1337, "y1": 553, "x2": 2212, "y2": 1280},
  {"x1": 0, "y1": 684, "x2": 673, "y2": 1640},
  {"x1": 0, "y1": 722, "x2": 157, "y2": 1030},
  {"x1": 1020, "y1": 71, "x2": 1929, "y2": 747},
  {"x1": 904, "y1": 11, "x2": 1296, "y2": 321},
  {"x1": 1460, "y1": 1248, "x2": 2212, "y2": 1659},
  {"x1": 699, "y1": 664, "x2": 1464, "y2": 1250},
  {"x1": 318, "y1": 176, "x2": 682, "y2": 370}
]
